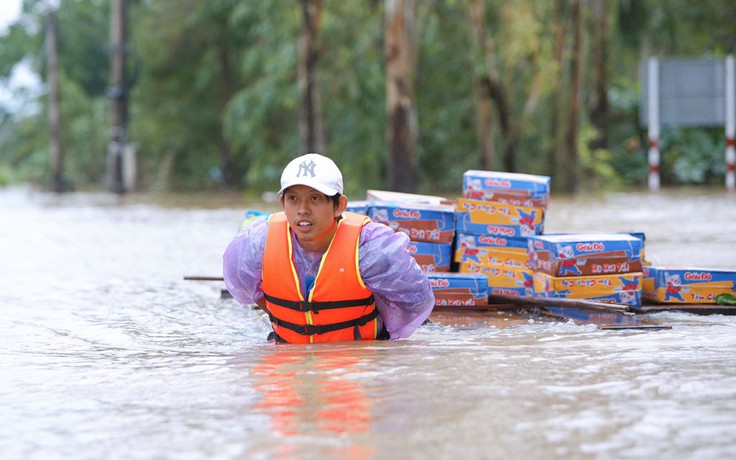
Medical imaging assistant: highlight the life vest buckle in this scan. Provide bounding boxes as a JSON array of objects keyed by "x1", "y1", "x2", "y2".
[
  {"x1": 297, "y1": 301, "x2": 317, "y2": 313},
  {"x1": 302, "y1": 324, "x2": 320, "y2": 335}
]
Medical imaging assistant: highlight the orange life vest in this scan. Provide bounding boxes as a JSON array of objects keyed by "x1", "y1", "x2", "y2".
[{"x1": 261, "y1": 211, "x2": 380, "y2": 343}]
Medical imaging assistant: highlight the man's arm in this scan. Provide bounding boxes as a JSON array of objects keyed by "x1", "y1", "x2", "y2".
[
  {"x1": 358, "y1": 223, "x2": 435, "y2": 339},
  {"x1": 222, "y1": 218, "x2": 269, "y2": 307}
]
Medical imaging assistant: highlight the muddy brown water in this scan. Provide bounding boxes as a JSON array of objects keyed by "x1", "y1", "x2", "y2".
[{"x1": 2, "y1": 185, "x2": 735, "y2": 459}]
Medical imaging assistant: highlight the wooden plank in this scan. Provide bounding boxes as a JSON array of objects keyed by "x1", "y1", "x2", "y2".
[
  {"x1": 539, "y1": 307, "x2": 670, "y2": 329},
  {"x1": 432, "y1": 303, "x2": 518, "y2": 312},
  {"x1": 429, "y1": 310, "x2": 536, "y2": 329},
  {"x1": 184, "y1": 275, "x2": 225, "y2": 281},
  {"x1": 488, "y1": 294, "x2": 633, "y2": 315},
  {"x1": 631, "y1": 304, "x2": 736, "y2": 315},
  {"x1": 185, "y1": 274, "x2": 735, "y2": 316}
]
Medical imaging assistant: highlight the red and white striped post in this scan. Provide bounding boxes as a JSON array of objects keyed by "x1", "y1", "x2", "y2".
[
  {"x1": 726, "y1": 55, "x2": 735, "y2": 192},
  {"x1": 647, "y1": 58, "x2": 660, "y2": 192}
]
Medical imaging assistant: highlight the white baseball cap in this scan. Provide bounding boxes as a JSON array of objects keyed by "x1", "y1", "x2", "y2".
[{"x1": 278, "y1": 153, "x2": 344, "y2": 196}]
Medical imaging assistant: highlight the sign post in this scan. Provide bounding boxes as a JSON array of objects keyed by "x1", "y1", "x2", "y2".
[
  {"x1": 641, "y1": 56, "x2": 733, "y2": 191},
  {"x1": 647, "y1": 58, "x2": 660, "y2": 192}
]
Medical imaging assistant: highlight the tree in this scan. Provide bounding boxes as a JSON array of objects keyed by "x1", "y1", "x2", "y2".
[
  {"x1": 468, "y1": 0, "x2": 497, "y2": 170},
  {"x1": 562, "y1": 0, "x2": 584, "y2": 193},
  {"x1": 132, "y1": 0, "x2": 257, "y2": 190},
  {"x1": 2, "y1": 0, "x2": 735, "y2": 193},
  {"x1": 588, "y1": 0, "x2": 609, "y2": 154},
  {"x1": 462, "y1": 2, "x2": 554, "y2": 174},
  {"x1": 385, "y1": 0, "x2": 418, "y2": 192},
  {"x1": 45, "y1": 10, "x2": 65, "y2": 192},
  {"x1": 298, "y1": 0, "x2": 325, "y2": 155}
]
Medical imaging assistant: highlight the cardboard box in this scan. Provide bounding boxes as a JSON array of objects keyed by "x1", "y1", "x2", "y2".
[
  {"x1": 527, "y1": 232, "x2": 644, "y2": 277},
  {"x1": 366, "y1": 189, "x2": 449, "y2": 206},
  {"x1": 368, "y1": 202, "x2": 455, "y2": 244},
  {"x1": 460, "y1": 262, "x2": 534, "y2": 296},
  {"x1": 487, "y1": 286, "x2": 528, "y2": 297},
  {"x1": 454, "y1": 232, "x2": 530, "y2": 268},
  {"x1": 533, "y1": 271, "x2": 643, "y2": 306},
  {"x1": 455, "y1": 198, "x2": 544, "y2": 237},
  {"x1": 462, "y1": 170, "x2": 551, "y2": 209},
  {"x1": 427, "y1": 272, "x2": 488, "y2": 306},
  {"x1": 642, "y1": 264, "x2": 655, "y2": 296},
  {"x1": 407, "y1": 241, "x2": 452, "y2": 272},
  {"x1": 346, "y1": 200, "x2": 372, "y2": 215},
  {"x1": 643, "y1": 266, "x2": 736, "y2": 304}
]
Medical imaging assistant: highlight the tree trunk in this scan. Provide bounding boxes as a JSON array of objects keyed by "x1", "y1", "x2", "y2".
[
  {"x1": 485, "y1": 78, "x2": 514, "y2": 171},
  {"x1": 298, "y1": 0, "x2": 325, "y2": 155},
  {"x1": 46, "y1": 10, "x2": 65, "y2": 193},
  {"x1": 385, "y1": 0, "x2": 418, "y2": 192},
  {"x1": 468, "y1": 0, "x2": 495, "y2": 170},
  {"x1": 563, "y1": 0, "x2": 583, "y2": 193},
  {"x1": 588, "y1": 0, "x2": 609, "y2": 152},
  {"x1": 468, "y1": 2, "x2": 540, "y2": 174},
  {"x1": 108, "y1": 0, "x2": 128, "y2": 194},
  {"x1": 548, "y1": 0, "x2": 567, "y2": 185}
]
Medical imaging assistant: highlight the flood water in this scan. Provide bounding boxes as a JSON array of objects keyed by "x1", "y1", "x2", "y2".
[{"x1": 2, "y1": 185, "x2": 736, "y2": 459}]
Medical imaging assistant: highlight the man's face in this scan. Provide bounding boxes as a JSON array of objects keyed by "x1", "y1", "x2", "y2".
[{"x1": 281, "y1": 185, "x2": 344, "y2": 251}]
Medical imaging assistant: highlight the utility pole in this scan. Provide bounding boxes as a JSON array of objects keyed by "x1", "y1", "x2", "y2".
[
  {"x1": 107, "y1": 0, "x2": 128, "y2": 194},
  {"x1": 46, "y1": 10, "x2": 64, "y2": 193}
]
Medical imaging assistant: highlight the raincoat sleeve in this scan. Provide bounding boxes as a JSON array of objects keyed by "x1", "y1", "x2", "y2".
[
  {"x1": 222, "y1": 218, "x2": 269, "y2": 306},
  {"x1": 358, "y1": 222, "x2": 435, "y2": 339}
]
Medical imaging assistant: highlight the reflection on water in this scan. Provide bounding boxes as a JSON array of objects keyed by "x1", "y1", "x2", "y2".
[
  {"x1": 247, "y1": 345, "x2": 377, "y2": 459},
  {"x1": 1, "y1": 185, "x2": 736, "y2": 459}
]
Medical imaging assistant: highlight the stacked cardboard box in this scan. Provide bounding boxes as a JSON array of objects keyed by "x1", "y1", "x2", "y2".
[
  {"x1": 348, "y1": 190, "x2": 456, "y2": 274},
  {"x1": 527, "y1": 232, "x2": 645, "y2": 306},
  {"x1": 367, "y1": 201, "x2": 455, "y2": 246},
  {"x1": 643, "y1": 266, "x2": 736, "y2": 303},
  {"x1": 427, "y1": 272, "x2": 489, "y2": 307},
  {"x1": 454, "y1": 170, "x2": 550, "y2": 297}
]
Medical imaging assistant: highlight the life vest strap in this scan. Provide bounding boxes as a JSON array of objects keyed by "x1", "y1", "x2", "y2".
[
  {"x1": 263, "y1": 293, "x2": 375, "y2": 314},
  {"x1": 269, "y1": 308, "x2": 379, "y2": 337}
]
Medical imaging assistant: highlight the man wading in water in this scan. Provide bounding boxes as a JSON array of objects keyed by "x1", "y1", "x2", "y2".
[{"x1": 223, "y1": 153, "x2": 435, "y2": 343}]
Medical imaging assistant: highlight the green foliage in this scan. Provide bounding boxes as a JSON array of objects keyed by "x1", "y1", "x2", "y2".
[
  {"x1": 0, "y1": 0, "x2": 734, "y2": 192},
  {"x1": 578, "y1": 124, "x2": 625, "y2": 191},
  {"x1": 56, "y1": 0, "x2": 111, "y2": 98},
  {"x1": 659, "y1": 127, "x2": 724, "y2": 185},
  {"x1": 606, "y1": 79, "x2": 648, "y2": 186},
  {"x1": 0, "y1": 164, "x2": 12, "y2": 186},
  {"x1": 1, "y1": 112, "x2": 48, "y2": 184},
  {"x1": 416, "y1": 2, "x2": 478, "y2": 193},
  {"x1": 316, "y1": 0, "x2": 386, "y2": 195},
  {"x1": 57, "y1": 73, "x2": 108, "y2": 186}
]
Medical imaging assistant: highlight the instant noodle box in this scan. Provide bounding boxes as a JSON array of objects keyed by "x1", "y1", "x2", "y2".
[
  {"x1": 345, "y1": 200, "x2": 372, "y2": 215},
  {"x1": 455, "y1": 198, "x2": 544, "y2": 238},
  {"x1": 407, "y1": 241, "x2": 452, "y2": 272},
  {"x1": 642, "y1": 264, "x2": 655, "y2": 294},
  {"x1": 643, "y1": 266, "x2": 736, "y2": 304},
  {"x1": 527, "y1": 232, "x2": 643, "y2": 277},
  {"x1": 367, "y1": 202, "x2": 456, "y2": 244},
  {"x1": 460, "y1": 263, "x2": 534, "y2": 297},
  {"x1": 365, "y1": 189, "x2": 450, "y2": 206},
  {"x1": 487, "y1": 286, "x2": 528, "y2": 297},
  {"x1": 533, "y1": 271, "x2": 643, "y2": 307},
  {"x1": 454, "y1": 232, "x2": 530, "y2": 269},
  {"x1": 427, "y1": 272, "x2": 489, "y2": 307},
  {"x1": 462, "y1": 170, "x2": 551, "y2": 209}
]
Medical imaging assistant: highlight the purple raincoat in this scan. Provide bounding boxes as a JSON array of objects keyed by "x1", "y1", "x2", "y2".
[{"x1": 222, "y1": 217, "x2": 435, "y2": 340}]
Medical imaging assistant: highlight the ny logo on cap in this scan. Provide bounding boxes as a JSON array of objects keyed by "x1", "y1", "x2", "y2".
[{"x1": 296, "y1": 159, "x2": 317, "y2": 178}]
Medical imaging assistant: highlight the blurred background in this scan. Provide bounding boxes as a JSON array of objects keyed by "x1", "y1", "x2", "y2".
[{"x1": 0, "y1": 0, "x2": 734, "y2": 196}]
